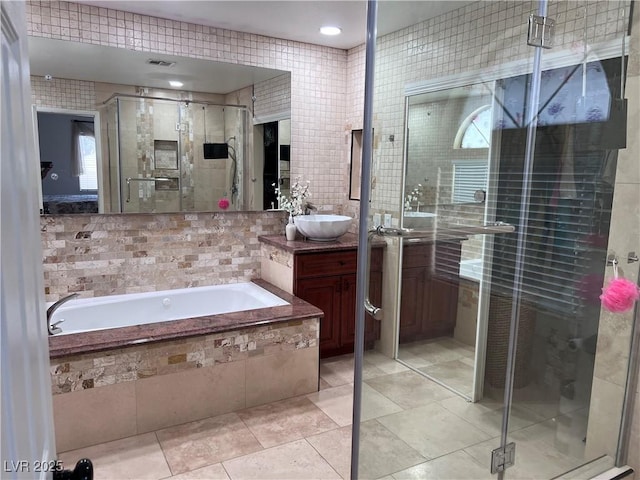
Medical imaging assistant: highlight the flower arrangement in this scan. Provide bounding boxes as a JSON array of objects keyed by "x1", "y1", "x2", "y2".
[
  {"x1": 404, "y1": 183, "x2": 423, "y2": 211},
  {"x1": 274, "y1": 177, "x2": 311, "y2": 216}
]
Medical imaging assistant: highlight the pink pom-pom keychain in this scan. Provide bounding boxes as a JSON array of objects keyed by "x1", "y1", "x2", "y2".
[{"x1": 600, "y1": 258, "x2": 640, "y2": 313}]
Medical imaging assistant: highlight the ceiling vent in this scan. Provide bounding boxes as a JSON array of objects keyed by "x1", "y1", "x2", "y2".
[{"x1": 147, "y1": 59, "x2": 175, "y2": 67}]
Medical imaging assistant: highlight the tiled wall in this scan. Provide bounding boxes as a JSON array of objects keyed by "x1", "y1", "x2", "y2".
[
  {"x1": 27, "y1": 1, "x2": 349, "y2": 213},
  {"x1": 31, "y1": 75, "x2": 95, "y2": 110},
  {"x1": 41, "y1": 211, "x2": 285, "y2": 302},
  {"x1": 253, "y1": 73, "x2": 291, "y2": 120},
  {"x1": 344, "y1": 44, "x2": 366, "y2": 223},
  {"x1": 365, "y1": 0, "x2": 631, "y2": 219}
]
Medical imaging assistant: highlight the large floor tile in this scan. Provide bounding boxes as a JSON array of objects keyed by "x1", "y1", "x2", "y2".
[
  {"x1": 418, "y1": 359, "x2": 474, "y2": 396},
  {"x1": 237, "y1": 395, "x2": 339, "y2": 448},
  {"x1": 58, "y1": 432, "x2": 171, "y2": 480},
  {"x1": 361, "y1": 383, "x2": 404, "y2": 421},
  {"x1": 363, "y1": 351, "x2": 410, "y2": 375},
  {"x1": 320, "y1": 361, "x2": 353, "y2": 387},
  {"x1": 392, "y1": 450, "x2": 493, "y2": 480},
  {"x1": 307, "y1": 383, "x2": 354, "y2": 427},
  {"x1": 162, "y1": 463, "x2": 230, "y2": 480},
  {"x1": 155, "y1": 412, "x2": 263, "y2": 475},
  {"x1": 376, "y1": 403, "x2": 491, "y2": 460},
  {"x1": 509, "y1": 413, "x2": 589, "y2": 464},
  {"x1": 464, "y1": 435, "x2": 577, "y2": 480},
  {"x1": 306, "y1": 425, "x2": 353, "y2": 479},
  {"x1": 400, "y1": 337, "x2": 474, "y2": 365},
  {"x1": 222, "y1": 439, "x2": 341, "y2": 480},
  {"x1": 358, "y1": 420, "x2": 426, "y2": 479},
  {"x1": 365, "y1": 371, "x2": 456, "y2": 409},
  {"x1": 438, "y1": 395, "x2": 545, "y2": 437}
]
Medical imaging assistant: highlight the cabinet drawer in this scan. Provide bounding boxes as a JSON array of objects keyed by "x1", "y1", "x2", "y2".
[{"x1": 295, "y1": 250, "x2": 357, "y2": 278}]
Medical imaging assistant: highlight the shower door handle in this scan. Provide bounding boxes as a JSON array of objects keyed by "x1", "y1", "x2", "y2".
[{"x1": 125, "y1": 177, "x2": 171, "y2": 203}]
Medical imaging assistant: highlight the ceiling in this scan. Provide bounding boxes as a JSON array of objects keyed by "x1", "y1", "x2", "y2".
[
  {"x1": 28, "y1": 1, "x2": 474, "y2": 95},
  {"x1": 77, "y1": 1, "x2": 475, "y2": 50},
  {"x1": 28, "y1": 37, "x2": 287, "y2": 95}
]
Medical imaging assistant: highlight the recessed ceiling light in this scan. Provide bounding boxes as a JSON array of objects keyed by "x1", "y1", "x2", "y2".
[
  {"x1": 169, "y1": 80, "x2": 183, "y2": 88},
  {"x1": 320, "y1": 26, "x2": 342, "y2": 36}
]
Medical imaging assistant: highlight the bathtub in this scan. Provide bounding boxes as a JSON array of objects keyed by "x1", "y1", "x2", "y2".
[
  {"x1": 48, "y1": 280, "x2": 322, "y2": 452},
  {"x1": 49, "y1": 281, "x2": 290, "y2": 335}
]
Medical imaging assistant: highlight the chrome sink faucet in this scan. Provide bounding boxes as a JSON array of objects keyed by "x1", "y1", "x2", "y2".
[{"x1": 47, "y1": 293, "x2": 78, "y2": 335}]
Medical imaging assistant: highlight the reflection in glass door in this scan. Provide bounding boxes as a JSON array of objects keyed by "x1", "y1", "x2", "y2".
[
  {"x1": 397, "y1": 82, "x2": 497, "y2": 400},
  {"x1": 354, "y1": 1, "x2": 635, "y2": 479}
]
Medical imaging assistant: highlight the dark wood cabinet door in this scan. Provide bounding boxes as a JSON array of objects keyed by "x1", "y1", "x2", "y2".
[
  {"x1": 427, "y1": 277, "x2": 459, "y2": 338},
  {"x1": 399, "y1": 267, "x2": 429, "y2": 343},
  {"x1": 296, "y1": 275, "x2": 343, "y2": 356},
  {"x1": 340, "y1": 274, "x2": 357, "y2": 349}
]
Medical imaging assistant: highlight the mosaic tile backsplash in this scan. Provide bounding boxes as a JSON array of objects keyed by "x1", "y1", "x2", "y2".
[
  {"x1": 41, "y1": 211, "x2": 286, "y2": 302},
  {"x1": 50, "y1": 318, "x2": 318, "y2": 395}
]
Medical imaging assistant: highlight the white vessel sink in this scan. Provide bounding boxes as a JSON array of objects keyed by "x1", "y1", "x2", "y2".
[
  {"x1": 403, "y1": 211, "x2": 437, "y2": 229},
  {"x1": 294, "y1": 214, "x2": 352, "y2": 241}
]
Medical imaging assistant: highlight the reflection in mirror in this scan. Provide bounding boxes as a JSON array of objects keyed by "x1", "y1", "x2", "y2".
[
  {"x1": 349, "y1": 129, "x2": 362, "y2": 201},
  {"x1": 28, "y1": 37, "x2": 291, "y2": 214},
  {"x1": 251, "y1": 118, "x2": 291, "y2": 210},
  {"x1": 398, "y1": 82, "x2": 494, "y2": 398},
  {"x1": 102, "y1": 94, "x2": 248, "y2": 214},
  {"x1": 37, "y1": 110, "x2": 102, "y2": 214}
]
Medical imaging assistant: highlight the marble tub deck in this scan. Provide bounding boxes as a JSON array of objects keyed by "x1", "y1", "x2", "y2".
[{"x1": 49, "y1": 279, "x2": 322, "y2": 358}]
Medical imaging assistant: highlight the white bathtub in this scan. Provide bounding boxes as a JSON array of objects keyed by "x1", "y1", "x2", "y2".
[
  {"x1": 48, "y1": 282, "x2": 290, "y2": 335},
  {"x1": 459, "y1": 258, "x2": 483, "y2": 282}
]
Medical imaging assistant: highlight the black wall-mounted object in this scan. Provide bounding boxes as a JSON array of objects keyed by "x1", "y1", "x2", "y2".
[
  {"x1": 203, "y1": 143, "x2": 228, "y2": 159},
  {"x1": 280, "y1": 145, "x2": 290, "y2": 161}
]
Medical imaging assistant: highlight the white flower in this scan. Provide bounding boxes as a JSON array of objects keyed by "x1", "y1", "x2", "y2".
[
  {"x1": 273, "y1": 177, "x2": 311, "y2": 216},
  {"x1": 404, "y1": 183, "x2": 424, "y2": 211}
]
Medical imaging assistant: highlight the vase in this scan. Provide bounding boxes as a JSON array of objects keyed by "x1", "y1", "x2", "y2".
[{"x1": 285, "y1": 215, "x2": 297, "y2": 241}]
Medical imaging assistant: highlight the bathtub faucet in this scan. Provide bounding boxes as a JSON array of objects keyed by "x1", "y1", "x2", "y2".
[{"x1": 47, "y1": 293, "x2": 78, "y2": 335}]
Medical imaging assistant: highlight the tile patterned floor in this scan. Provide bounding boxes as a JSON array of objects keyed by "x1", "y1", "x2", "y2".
[{"x1": 59, "y1": 350, "x2": 597, "y2": 480}]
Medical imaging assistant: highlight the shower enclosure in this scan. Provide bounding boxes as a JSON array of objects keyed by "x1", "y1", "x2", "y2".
[
  {"x1": 354, "y1": 0, "x2": 637, "y2": 478},
  {"x1": 102, "y1": 94, "x2": 247, "y2": 213}
]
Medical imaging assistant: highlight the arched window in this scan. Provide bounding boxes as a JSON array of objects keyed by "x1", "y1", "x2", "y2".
[
  {"x1": 453, "y1": 105, "x2": 491, "y2": 149},
  {"x1": 451, "y1": 105, "x2": 491, "y2": 203}
]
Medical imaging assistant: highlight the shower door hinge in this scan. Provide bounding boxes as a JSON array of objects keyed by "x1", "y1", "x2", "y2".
[
  {"x1": 527, "y1": 14, "x2": 554, "y2": 49},
  {"x1": 491, "y1": 442, "x2": 516, "y2": 474}
]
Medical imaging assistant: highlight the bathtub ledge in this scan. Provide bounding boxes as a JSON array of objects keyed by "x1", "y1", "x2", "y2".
[{"x1": 48, "y1": 279, "x2": 323, "y2": 358}]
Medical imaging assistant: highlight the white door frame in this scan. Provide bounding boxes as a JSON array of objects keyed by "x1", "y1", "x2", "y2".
[{"x1": 1, "y1": 1, "x2": 57, "y2": 476}]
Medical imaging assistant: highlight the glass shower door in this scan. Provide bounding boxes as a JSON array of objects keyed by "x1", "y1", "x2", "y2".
[
  {"x1": 354, "y1": 0, "x2": 634, "y2": 478},
  {"x1": 118, "y1": 96, "x2": 182, "y2": 213},
  {"x1": 476, "y1": 2, "x2": 633, "y2": 477}
]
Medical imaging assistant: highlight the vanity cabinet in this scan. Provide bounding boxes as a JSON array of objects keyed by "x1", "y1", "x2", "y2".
[
  {"x1": 294, "y1": 248, "x2": 382, "y2": 358},
  {"x1": 399, "y1": 240, "x2": 462, "y2": 344}
]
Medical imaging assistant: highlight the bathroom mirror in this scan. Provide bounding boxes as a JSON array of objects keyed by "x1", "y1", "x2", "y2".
[{"x1": 28, "y1": 36, "x2": 291, "y2": 214}]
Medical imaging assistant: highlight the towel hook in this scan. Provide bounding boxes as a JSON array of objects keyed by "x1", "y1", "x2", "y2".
[{"x1": 607, "y1": 254, "x2": 618, "y2": 266}]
